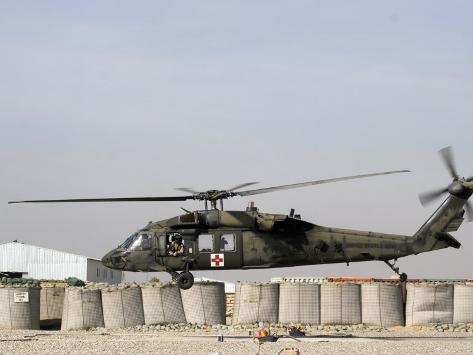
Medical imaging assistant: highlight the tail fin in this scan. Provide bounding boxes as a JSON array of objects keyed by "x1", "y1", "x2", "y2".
[{"x1": 410, "y1": 195, "x2": 467, "y2": 253}]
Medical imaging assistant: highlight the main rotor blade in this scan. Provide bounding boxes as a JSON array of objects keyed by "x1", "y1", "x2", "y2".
[
  {"x1": 175, "y1": 187, "x2": 199, "y2": 194},
  {"x1": 227, "y1": 182, "x2": 260, "y2": 192},
  {"x1": 465, "y1": 202, "x2": 473, "y2": 222},
  {"x1": 236, "y1": 170, "x2": 410, "y2": 197},
  {"x1": 418, "y1": 187, "x2": 449, "y2": 207},
  {"x1": 8, "y1": 195, "x2": 194, "y2": 204},
  {"x1": 439, "y1": 146, "x2": 459, "y2": 179}
]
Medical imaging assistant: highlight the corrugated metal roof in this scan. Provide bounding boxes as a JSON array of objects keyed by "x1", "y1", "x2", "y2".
[{"x1": 0, "y1": 242, "x2": 95, "y2": 280}]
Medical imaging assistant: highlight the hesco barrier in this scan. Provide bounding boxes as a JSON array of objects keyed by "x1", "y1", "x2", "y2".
[
  {"x1": 232, "y1": 282, "x2": 279, "y2": 324},
  {"x1": 61, "y1": 288, "x2": 104, "y2": 330},
  {"x1": 142, "y1": 285, "x2": 186, "y2": 325},
  {"x1": 101, "y1": 287, "x2": 145, "y2": 328},
  {"x1": 181, "y1": 282, "x2": 226, "y2": 325},
  {"x1": 320, "y1": 283, "x2": 361, "y2": 325},
  {"x1": 406, "y1": 284, "x2": 454, "y2": 325},
  {"x1": 361, "y1": 283, "x2": 404, "y2": 327},
  {"x1": 40, "y1": 287, "x2": 65, "y2": 327},
  {"x1": 0, "y1": 287, "x2": 40, "y2": 329},
  {"x1": 453, "y1": 284, "x2": 473, "y2": 323},
  {"x1": 278, "y1": 283, "x2": 321, "y2": 324}
]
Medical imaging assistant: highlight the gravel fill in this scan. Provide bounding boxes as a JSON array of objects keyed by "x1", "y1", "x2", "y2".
[{"x1": 1, "y1": 327, "x2": 473, "y2": 355}]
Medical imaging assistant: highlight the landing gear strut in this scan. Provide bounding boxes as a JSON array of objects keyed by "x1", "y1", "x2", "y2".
[
  {"x1": 167, "y1": 264, "x2": 195, "y2": 290},
  {"x1": 383, "y1": 259, "x2": 408, "y2": 282}
]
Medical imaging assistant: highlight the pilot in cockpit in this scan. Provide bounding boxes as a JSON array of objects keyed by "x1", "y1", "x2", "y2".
[{"x1": 167, "y1": 234, "x2": 184, "y2": 257}]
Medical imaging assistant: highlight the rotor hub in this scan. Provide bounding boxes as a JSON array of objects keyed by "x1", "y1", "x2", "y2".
[{"x1": 448, "y1": 180, "x2": 466, "y2": 196}]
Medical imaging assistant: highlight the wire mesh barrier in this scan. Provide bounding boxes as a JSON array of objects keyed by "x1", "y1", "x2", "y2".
[
  {"x1": 0, "y1": 287, "x2": 40, "y2": 329},
  {"x1": 101, "y1": 287, "x2": 145, "y2": 328},
  {"x1": 142, "y1": 284, "x2": 186, "y2": 325},
  {"x1": 405, "y1": 284, "x2": 454, "y2": 325},
  {"x1": 181, "y1": 282, "x2": 226, "y2": 325},
  {"x1": 40, "y1": 287, "x2": 65, "y2": 327},
  {"x1": 453, "y1": 284, "x2": 473, "y2": 323},
  {"x1": 4, "y1": 279, "x2": 473, "y2": 330},
  {"x1": 232, "y1": 282, "x2": 279, "y2": 324},
  {"x1": 278, "y1": 283, "x2": 321, "y2": 324},
  {"x1": 361, "y1": 283, "x2": 404, "y2": 327},
  {"x1": 61, "y1": 288, "x2": 104, "y2": 330},
  {"x1": 320, "y1": 283, "x2": 361, "y2": 325}
]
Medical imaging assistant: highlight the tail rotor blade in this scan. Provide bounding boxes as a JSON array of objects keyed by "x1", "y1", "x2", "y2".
[
  {"x1": 418, "y1": 187, "x2": 449, "y2": 206},
  {"x1": 439, "y1": 146, "x2": 459, "y2": 179}
]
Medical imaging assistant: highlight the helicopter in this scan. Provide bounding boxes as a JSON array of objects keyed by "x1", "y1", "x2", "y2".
[{"x1": 8, "y1": 147, "x2": 473, "y2": 289}]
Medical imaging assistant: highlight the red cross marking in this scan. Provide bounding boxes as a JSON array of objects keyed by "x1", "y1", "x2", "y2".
[{"x1": 211, "y1": 254, "x2": 224, "y2": 266}]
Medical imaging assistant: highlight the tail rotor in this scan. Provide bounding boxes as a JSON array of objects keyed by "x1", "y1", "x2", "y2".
[{"x1": 418, "y1": 146, "x2": 473, "y2": 221}]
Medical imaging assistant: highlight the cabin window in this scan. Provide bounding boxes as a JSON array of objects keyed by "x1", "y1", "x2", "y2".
[
  {"x1": 220, "y1": 234, "x2": 235, "y2": 252},
  {"x1": 198, "y1": 234, "x2": 213, "y2": 253}
]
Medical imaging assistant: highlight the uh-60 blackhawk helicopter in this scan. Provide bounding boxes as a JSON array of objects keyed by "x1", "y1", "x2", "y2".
[{"x1": 8, "y1": 147, "x2": 473, "y2": 289}]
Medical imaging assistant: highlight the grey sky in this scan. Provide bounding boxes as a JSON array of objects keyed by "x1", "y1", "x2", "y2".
[{"x1": 1, "y1": 1, "x2": 472, "y2": 283}]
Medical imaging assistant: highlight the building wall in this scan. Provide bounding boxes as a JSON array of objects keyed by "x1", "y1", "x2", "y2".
[
  {"x1": 86, "y1": 259, "x2": 122, "y2": 284},
  {"x1": 0, "y1": 242, "x2": 122, "y2": 283},
  {"x1": 0, "y1": 242, "x2": 88, "y2": 280}
]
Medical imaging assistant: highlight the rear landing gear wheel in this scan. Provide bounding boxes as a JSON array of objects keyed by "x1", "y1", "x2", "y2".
[
  {"x1": 176, "y1": 272, "x2": 194, "y2": 290},
  {"x1": 383, "y1": 259, "x2": 407, "y2": 282}
]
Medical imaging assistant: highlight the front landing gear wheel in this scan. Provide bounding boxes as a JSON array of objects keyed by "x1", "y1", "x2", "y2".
[
  {"x1": 399, "y1": 273, "x2": 408, "y2": 282},
  {"x1": 176, "y1": 272, "x2": 194, "y2": 290}
]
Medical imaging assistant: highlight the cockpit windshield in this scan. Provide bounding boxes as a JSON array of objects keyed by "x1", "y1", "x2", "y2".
[
  {"x1": 121, "y1": 233, "x2": 137, "y2": 249},
  {"x1": 121, "y1": 232, "x2": 151, "y2": 251}
]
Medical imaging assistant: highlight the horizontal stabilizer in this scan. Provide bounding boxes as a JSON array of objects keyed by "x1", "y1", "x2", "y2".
[{"x1": 435, "y1": 232, "x2": 461, "y2": 249}]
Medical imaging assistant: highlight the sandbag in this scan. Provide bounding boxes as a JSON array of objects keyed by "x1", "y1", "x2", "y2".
[
  {"x1": 278, "y1": 283, "x2": 320, "y2": 324},
  {"x1": 320, "y1": 283, "x2": 361, "y2": 325},
  {"x1": 101, "y1": 287, "x2": 144, "y2": 328},
  {"x1": 232, "y1": 282, "x2": 279, "y2": 324},
  {"x1": 361, "y1": 283, "x2": 404, "y2": 327},
  {"x1": 0, "y1": 287, "x2": 40, "y2": 329},
  {"x1": 61, "y1": 288, "x2": 104, "y2": 330},
  {"x1": 40, "y1": 287, "x2": 65, "y2": 327},
  {"x1": 453, "y1": 284, "x2": 473, "y2": 324},
  {"x1": 405, "y1": 283, "x2": 453, "y2": 325},
  {"x1": 142, "y1": 285, "x2": 186, "y2": 325},
  {"x1": 181, "y1": 282, "x2": 226, "y2": 325}
]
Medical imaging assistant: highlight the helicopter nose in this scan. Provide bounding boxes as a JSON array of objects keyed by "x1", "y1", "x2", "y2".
[
  {"x1": 101, "y1": 249, "x2": 128, "y2": 270},
  {"x1": 101, "y1": 251, "x2": 114, "y2": 268}
]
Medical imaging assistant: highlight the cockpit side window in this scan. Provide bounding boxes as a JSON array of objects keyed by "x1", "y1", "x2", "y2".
[
  {"x1": 128, "y1": 233, "x2": 151, "y2": 251},
  {"x1": 141, "y1": 234, "x2": 151, "y2": 250}
]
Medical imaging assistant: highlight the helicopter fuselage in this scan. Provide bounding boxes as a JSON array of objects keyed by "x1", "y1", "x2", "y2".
[{"x1": 101, "y1": 207, "x2": 418, "y2": 274}]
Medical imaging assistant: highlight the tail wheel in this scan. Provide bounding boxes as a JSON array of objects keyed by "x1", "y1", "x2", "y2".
[
  {"x1": 176, "y1": 272, "x2": 194, "y2": 289},
  {"x1": 400, "y1": 273, "x2": 408, "y2": 282}
]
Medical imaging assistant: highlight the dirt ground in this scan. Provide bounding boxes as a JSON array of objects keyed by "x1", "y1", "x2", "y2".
[{"x1": 1, "y1": 328, "x2": 473, "y2": 355}]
